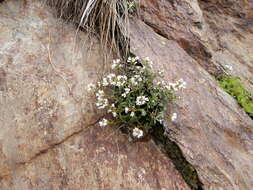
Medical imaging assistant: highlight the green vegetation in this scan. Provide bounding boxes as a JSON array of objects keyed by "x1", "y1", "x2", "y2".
[
  {"x1": 46, "y1": 0, "x2": 132, "y2": 55},
  {"x1": 88, "y1": 56, "x2": 186, "y2": 139},
  {"x1": 46, "y1": 1, "x2": 203, "y2": 189},
  {"x1": 218, "y1": 75, "x2": 253, "y2": 117}
]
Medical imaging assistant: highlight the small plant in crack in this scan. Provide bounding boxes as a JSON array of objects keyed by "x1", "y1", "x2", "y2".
[
  {"x1": 217, "y1": 74, "x2": 253, "y2": 117},
  {"x1": 88, "y1": 56, "x2": 186, "y2": 140}
]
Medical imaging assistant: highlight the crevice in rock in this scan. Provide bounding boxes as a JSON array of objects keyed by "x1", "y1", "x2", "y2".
[
  {"x1": 17, "y1": 1, "x2": 245, "y2": 189},
  {"x1": 140, "y1": 4, "x2": 253, "y2": 120},
  {"x1": 19, "y1": 118, "x2": 101, "y2": 166},
  {"x1": 92, "y1": 9, "x2": 204, "y2": 189},
  {"x1": 125, "y1": 44, "x2": 204, "y2": 189},
  {"x1": 138, "y1": 22, "x2": 252, "y2": 188},
  {"x1": 0, "y1": 118, "x2": 102, "y2": 182},
  {"x1": 141, "y1": 19, "x2": 222, "y2": 77},
  {"x1": 151, "y1": 124, "x2": 204, "y2": 190},
  {"x1": 125, "y1": 28, "x2": 204, "y2": 189}
]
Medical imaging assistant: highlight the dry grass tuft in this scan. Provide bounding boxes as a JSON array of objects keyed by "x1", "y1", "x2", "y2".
[{"x1": 44, "y1": 0, "x2": 130, "y2": 57}]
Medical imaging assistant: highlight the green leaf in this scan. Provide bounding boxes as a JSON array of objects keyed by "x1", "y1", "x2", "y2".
[{"x1": 140, "y1": 109, "x2": 147, "y2": 116}]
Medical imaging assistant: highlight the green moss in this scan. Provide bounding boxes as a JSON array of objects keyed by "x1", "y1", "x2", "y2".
[
  {"x1": 152, "y1": 125, "x2": 203, "y2": 190},
  {"x1": 217, "y1": 75, "x2": 253, "y2": 117}
]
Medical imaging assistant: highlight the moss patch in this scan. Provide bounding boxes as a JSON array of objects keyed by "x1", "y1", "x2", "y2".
[
  {"x1": 217, "y1": 75, "x2": 253, "y2": 118},
  {"x1": 152, "y1": 125, "x2": 203, "y2": 190}
]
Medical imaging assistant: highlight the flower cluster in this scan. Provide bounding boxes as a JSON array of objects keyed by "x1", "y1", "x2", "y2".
[
  {"x1": 99, "y1": 118, "x2": 108, "y2": 127},
  {"x1": 136, "y1": 96, "x2": 149, "y2": 106},
  {"x1": 132, "y1": 127, "x2": 144, "y2": 138},
  {"x1": 88, "y1": 56, "x2": 186, "y2": 139},
  {"x1": 130, "y1": 75, "x2": 142, "y2": 85},
  {"x1": 95, "y1": 90, "x2": 108, "y2": 109},
  {"x1": 165, "y1": 79, "x2": 187, "y2": 91}
]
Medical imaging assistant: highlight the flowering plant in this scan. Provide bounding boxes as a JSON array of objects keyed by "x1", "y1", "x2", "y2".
[{"x1": 88, "y1": 57, "x2": 186, "y2": 139}]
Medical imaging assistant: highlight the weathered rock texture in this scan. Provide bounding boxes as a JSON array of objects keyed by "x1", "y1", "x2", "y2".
[
  {"x1": 0, "y1": 0, "x2": 191, "y2": 189},
  {"x1": 138, "y1": 0, "x2": 253, "y2": 91},
  {"x1": 130, "y1": 0, "x2": 253, "y2": 189},
  {"x1": 129, "y1": 18, "x2": 253, "y2": 190}
]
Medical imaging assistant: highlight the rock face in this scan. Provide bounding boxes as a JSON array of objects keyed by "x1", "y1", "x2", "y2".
[
  {"x1": 1, "y1": 0, "x2": 253, "y2": 189},
  {"x1": 138, "y1": 0, "x2": 253, "y2": 91},
  {"x1": 129, "y1": 19, "x2": 253, "y2": 190},
  {"x1": 0, "y1": 0, "x2": 190, "y2": 189},
  {"x1": 130, "y1": 0, "x2": 253, "y2": 189}
]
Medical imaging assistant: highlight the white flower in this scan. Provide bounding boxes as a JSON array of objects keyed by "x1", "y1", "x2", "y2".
[
  {"x1": 107, "y1": 73, "x2": 116, "y2": 79},
  {"x1": 134, "y1": 75, "x2": 142, "y2": 82},
  {"x1": 130, "y1": 77, "x2": 138, "y2": 85},
  {"x1": 130, "y1": 112, "x2": 135, "y2": 117},
  {"x1": 116, "y1": 75, "x2": 127, "y2": 87},
  {"x1": 87, "y1": 83, "x2": 96, "y2": 91},
  {"x1": 161, "y1": 81, "x2": 166, "y2": 86},
  {"x1": 132, "y1": 128, "x2": 143, "y2": 138},
  {"x1": 111, "y1": 63, "x2": 117, "y2": 69},
  {"x1": 111, "y1": 104, "x2": 115, "y2": 108},
  {"x1": 165, "y1": 85, "x2": 171, "y2": 90},
  {"x1": 125, "y1": 88, "x2": 130, "y2": 93},
  {"x1": 158, "y1": 70, "x2": 164, "y2": 76},
  {"x1": 167, "y1": 82, "x2": 176, "y2": 90},
  {"x1": 102, "y1": 77, "x2": 109, "y2": 86},
  {"x1": 130, "y1": 75, "x2": 142, "y2": 85},
  {"x1": 145, "y1": 57, "x2": 150, "y2": 62},
  {"x1": 111, "y1": 59, "x2": 120, "y2": 69},
  {"x1": 95, "y1": 90, "x2": 108, "y2": 109},
  {"x1": 149, "y1": 62, "x2": 153, "y2": 68},
  {"x1": 127, "y1": 56, "x2": 138, "y2": 64},
  {"x1": 99, "y1": 118, "x2": 108, "y2": 127},
  {"x1": 177, "y1": 79, "x2": 186, "y2": 90},
  {"x1": 167, "y1": 79, "x2": 186, "y2": 91},
  {"x1": 224, "y1": 64, "x2": 233, "y2": 71},
  {"x1": 96, "y1": 90, "x2": 104, "y2": 98},
  {"x1": 145, "y1": 57, "x2": 153, "y2": 67},
  {"x1": 107, "y1": 73, "x2": 116, "y2": 85},
  {"x1": 113, "y1": 59, "x2": 121, "y2": 64},
  {"x1": 112, "y1": 112, "x2": 117, "y2": 117},
  {"x1": 122, "y1": 88, "x2": 131, "y2": 97},
  {"x1": 125, "y1": 107, "x2": 129, "y2": 113},
  {"x1": 96, "y1": 98, "x2": 108, "y2": 109},
  {"x1": 158, "y1": 119, "x2": 163, "y2": 124},
  {"x1": 171, "y1": 113, "x2": 177, "y2": 121},
  {"x1": 136, "y1": 96, "x2": 149, "y2": 106}
]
